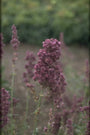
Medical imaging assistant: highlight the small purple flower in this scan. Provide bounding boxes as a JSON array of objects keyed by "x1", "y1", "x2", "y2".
[
  {"x1": 80, "y1": 106, "x2": 89, "y2": 112},
  {"x1": 43, "y1": 126, "x2": 48, "y2": 132}
]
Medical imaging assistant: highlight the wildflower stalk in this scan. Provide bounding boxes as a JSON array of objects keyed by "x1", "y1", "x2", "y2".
[
  {"x1": 10, "y1": 24, "x2": 20, "y2": 135},
  {"x1": 23, "y1": 51, "x2": 36, "y2": 134},
  {"x1": 33, "y1": 38, "x2": 66, "y2": 135}
]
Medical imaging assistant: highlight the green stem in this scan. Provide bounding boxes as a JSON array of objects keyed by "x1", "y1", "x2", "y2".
[
  {"x1": 26, "y1": 88, "x2": 29, "y2": 121},
  {"x1": 23, "y1": 88, "x2": 30, "y2": 134},
  {"x1": 10, "y1": 64, "x2": 15, "y2": 135},
  {"x1": 33, "y1": 91, "x2": 42, "y2": 135},
  {"x1": 57, "y1": 116, "x2": 64, "y2": 135}
]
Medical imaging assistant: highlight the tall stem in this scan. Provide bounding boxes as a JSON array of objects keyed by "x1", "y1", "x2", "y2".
[
  {"x1": 23, "y1": 88, "x2": 30, "y2": 134},
  {"x1": 33, "y1": 88, "x2": 43, "y2": 135},
  {"x1": 25, "y1": 88, "x2": 29, "y2": 121},
  {"x1": 10, "y1": 63, "x2": 15, "y2": 135}
]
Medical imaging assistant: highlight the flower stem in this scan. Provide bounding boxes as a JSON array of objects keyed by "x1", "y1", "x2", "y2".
[
  {"x1": 33, "y1": 91, "x2": 42, "y2": 134},
  {"x1": 23, "y1": 88, "x2": 30, "y2": 134},
  {"x1": 10, "y1": 64, "x2": 15, "y2": 135}
]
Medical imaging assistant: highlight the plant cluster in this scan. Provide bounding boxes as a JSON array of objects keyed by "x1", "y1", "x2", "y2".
[{"x1": 0, "y1": 25, "x2": 89, "y2": 135}]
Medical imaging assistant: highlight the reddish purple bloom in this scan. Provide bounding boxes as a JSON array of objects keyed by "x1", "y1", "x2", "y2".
[
  {"x1": 43, "y1": 126, "x2": 48, "y2": 132},
  {"x1": 33, "y1": 38, "x2": 66, "y2": 100}
]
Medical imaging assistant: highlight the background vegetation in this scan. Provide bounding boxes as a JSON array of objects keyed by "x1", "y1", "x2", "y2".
[{"x1": 2, "y1": 0, "x2": 89, "y2": 46}]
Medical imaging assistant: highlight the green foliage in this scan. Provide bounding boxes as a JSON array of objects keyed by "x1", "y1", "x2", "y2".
[{"x1": 2, "y1": 0, "x2": 89, "y2": 46}]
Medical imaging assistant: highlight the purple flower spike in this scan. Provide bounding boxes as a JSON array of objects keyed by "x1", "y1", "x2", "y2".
[
  {"x1": 23, "y1": 51, "x2": 36, "y2": 86},
  {"x1": 10, "y1": 24, "x2": 20, "y2": 49},
  {"x1": 33, "y1": 38, "x2": 66, "y2": 100}
]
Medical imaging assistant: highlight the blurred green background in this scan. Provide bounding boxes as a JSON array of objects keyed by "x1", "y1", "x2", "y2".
[{"x1": 2, "y1": 0, "x2": 89, "y2": 46}]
